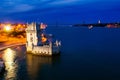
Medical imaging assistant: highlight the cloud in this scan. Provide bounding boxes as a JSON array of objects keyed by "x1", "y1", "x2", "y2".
[
  {"x1": 0, "y1": 1, "x2": 34, "y2": 13},
  {"x1": 0, "y1": 4, "x2": 34, "y2": 14},
  {"x1": 0, "y1": 0, "x2": 81, "y2": 14},
  {"x1": 0, "y1": 0, "x2": 120, "y2": 23},
  {"x1": 13, "y1": 4, "x2": 34, "y2": 12},
  {"x1": 49, "y1": 0, "x2": 80, "y2": 5}
]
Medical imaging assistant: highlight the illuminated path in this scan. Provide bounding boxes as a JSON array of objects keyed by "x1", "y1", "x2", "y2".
[{"x1": 0, "y1": 43, "x2": 25, "y2": 51}]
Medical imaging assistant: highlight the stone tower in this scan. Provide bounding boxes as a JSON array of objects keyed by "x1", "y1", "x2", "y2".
[
  {"x1": 26, "y1": 22, "x2": 61, "y2": 56},
  {"x1": 26, "y1": 22, "x2": 40, "y2": 51}
]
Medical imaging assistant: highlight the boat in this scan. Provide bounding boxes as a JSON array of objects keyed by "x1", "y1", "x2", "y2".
[{"x1": 88, "y1": 25, "x2": 93, "y2": 29}]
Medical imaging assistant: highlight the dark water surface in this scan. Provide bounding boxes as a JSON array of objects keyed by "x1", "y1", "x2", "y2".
[{"x1": 1, "y1": 26, "x2": 120, "y2": 80}]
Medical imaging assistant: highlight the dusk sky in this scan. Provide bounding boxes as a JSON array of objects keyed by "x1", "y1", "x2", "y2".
[{"x1": 0, "y1": 0, "x2": 120, "y2": 24}]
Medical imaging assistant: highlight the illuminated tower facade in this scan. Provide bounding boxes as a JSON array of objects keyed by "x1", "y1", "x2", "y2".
[
  {"x1": 26, "y1": 22, "x2": 61, "y2": 56},
  {"x1": 26, "y1": 22, "x2": 40, "y2": 51}
]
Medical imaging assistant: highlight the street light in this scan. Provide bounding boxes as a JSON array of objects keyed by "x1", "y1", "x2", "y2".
[
  {"x1": 4, "y1": 25, "x2": 11, "y2": 31},
  {"x1": 4, "y1": 25, "x2": 11, "y2": 41}
]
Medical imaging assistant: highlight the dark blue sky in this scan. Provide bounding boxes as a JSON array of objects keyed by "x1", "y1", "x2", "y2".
[{"x1": 0, "y1": 0, "x2": 120, "y2": 24}]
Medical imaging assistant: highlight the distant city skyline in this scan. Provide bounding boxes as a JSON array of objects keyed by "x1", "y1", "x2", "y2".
[{"x1": 0, "y1": 0, "x2": 120, "y2": 24}]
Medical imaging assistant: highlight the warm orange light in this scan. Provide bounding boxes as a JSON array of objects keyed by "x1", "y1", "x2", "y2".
[
  {"x1": 5, "y1": 25, "x2": 11, "y2": 31},
  {"x1": 23, "y1": 24, "x2": 26, "y2": 27},
  {"x1": 18, "y1": 24, "x2": 21, "y2": 27},
  {"x1": 41, "y1": 33, "x2": 47, "y2": 43},
  {"x1": 41, "y1": 37, "x2": 47, "y2": 43},
  {"x1": 40, "y1": 23, "x2": 47, "y2": 29}
]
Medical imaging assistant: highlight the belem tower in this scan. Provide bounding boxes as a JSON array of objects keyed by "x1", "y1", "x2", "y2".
[{"x1": 26, "y1": 22, "x2": 61, "y2": 56}]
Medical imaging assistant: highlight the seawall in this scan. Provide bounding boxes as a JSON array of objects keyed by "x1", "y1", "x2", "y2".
[{"x1": 0, "y1": 43, "x2": 25, "y2": 51}]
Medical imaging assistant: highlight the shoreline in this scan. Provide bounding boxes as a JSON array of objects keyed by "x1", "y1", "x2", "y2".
[
  {"x1": 0, "y1": 41, "x2": 25, "y2": 59},
  {"x1": 0, "y1": 38, "x2": 26, "y2": 51},
  {"x1": 0, "y1": 43, "x2": 25, "y2": 51}
]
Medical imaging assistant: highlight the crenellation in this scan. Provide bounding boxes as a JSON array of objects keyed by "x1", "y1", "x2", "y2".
[{"x1": 26, "y1": 22, "x2": 61, "y2": 56}]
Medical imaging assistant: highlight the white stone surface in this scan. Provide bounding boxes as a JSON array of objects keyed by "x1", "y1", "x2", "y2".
[{"x1": 26, "y1": 22, "x2": 60, "y2": 56}]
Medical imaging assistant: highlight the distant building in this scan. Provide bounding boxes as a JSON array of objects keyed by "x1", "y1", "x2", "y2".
[
  {"x1": 98, "y1": 20, "x2": 101, "y2": 24},
  {"x1": 26, "y1": 22, "x2": 61, "y2": 56}
]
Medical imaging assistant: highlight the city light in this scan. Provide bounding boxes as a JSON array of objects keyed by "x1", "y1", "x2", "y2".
[{"x1": 4, "y1": 25, "x2": 11, "y2": 31}]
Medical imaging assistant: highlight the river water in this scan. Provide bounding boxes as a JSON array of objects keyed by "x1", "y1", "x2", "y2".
[{"x1": 1, "y1": 26, "x2": 120, "y2": 80}]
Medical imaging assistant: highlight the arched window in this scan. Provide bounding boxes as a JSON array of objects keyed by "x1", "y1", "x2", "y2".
[{"x1": 30, "y1": 37, "x2": 33, "y2": 42}]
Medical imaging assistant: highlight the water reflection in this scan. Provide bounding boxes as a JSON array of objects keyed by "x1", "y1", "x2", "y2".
[
  {"x1": 26, "y1": 54, "x2": 60, "y2": 80},
  {"x1": 2, "y1": 48, "x2": 18, "y2": 80}
]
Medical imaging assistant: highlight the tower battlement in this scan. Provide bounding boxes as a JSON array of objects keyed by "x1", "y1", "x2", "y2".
[{"x1": 26, "y1": 22, "x2": 61, "y2": 56}]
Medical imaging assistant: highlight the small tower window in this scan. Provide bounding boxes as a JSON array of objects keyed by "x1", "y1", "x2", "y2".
[{"x1": 30, "y1": 37, "x2": 33, "y2": 42}]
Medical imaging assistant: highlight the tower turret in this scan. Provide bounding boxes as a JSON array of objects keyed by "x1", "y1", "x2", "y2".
[{"x1": 26, "y1": 22, "x2": 40, "y2": 51}]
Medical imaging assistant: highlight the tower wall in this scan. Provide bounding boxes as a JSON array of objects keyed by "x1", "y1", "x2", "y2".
[
  {"x1": 26, "y1": 22, "x2": 40, "y2": 51},
  {"x1": 26, "y1": 22, "x2": 60, "y2": 56}
]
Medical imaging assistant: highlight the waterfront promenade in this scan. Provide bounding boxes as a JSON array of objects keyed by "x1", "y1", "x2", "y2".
[{"x1": 0, "y1": 38, "x2": 26, "y2": 51}]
